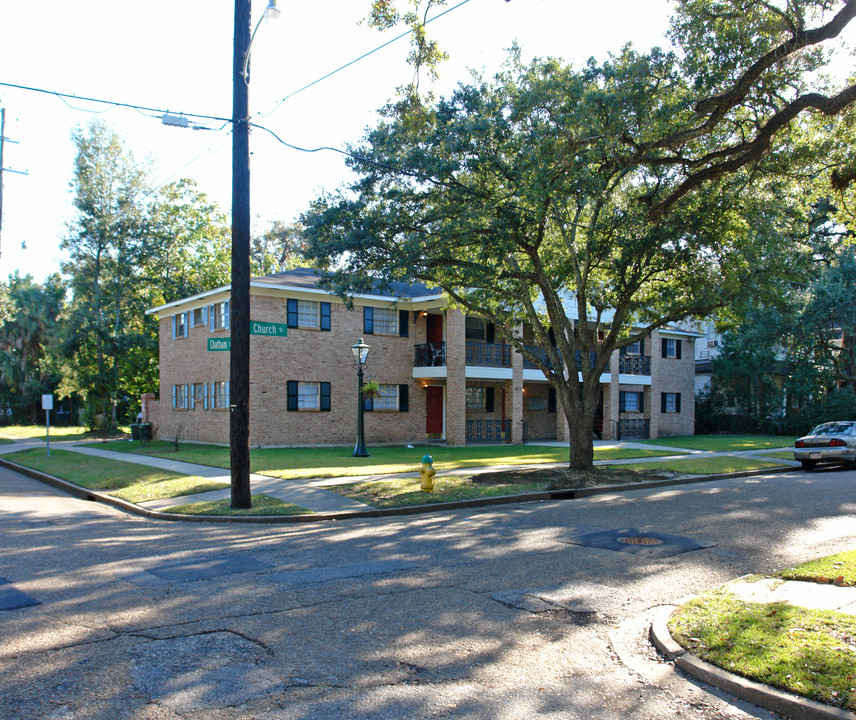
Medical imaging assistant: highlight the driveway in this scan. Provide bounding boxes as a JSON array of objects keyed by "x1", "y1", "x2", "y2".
[{"x1": 2, "y1": 463, "x2": 854, "y2": 719}]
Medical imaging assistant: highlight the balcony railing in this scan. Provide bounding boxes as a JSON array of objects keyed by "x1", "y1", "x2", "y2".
[
  {"x1": 619, "y1": 418, "x2": 650, "y2": 439},
  {"x1": 466, "y1": 418, "x2": 511, "y2": 442},
  {"x1": 466, "y1": 341, "x2": 512, "y2": 368},
  {"x1": 523, "y1": 344, "x2": 551, "y2": 370},
  {"x1": 618, "y1": 355, "x2": 651, "y2": 375},
  {"x1": 414, "y1": 342, "x2": 446, "y2": 367}
]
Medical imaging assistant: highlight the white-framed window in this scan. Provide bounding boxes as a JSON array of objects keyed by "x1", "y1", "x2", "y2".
[
  {"x1": 191, "y1": 383, "x2": 207, "y2": 410},
  {"x1": 191, "y1": 307, "x2": 206, "y2": 328},
  {"x1": 372, "y1": 307, "x2": 397, "y2": 334},
  {"x1": 172, "y1": 384, "x2": 189, "y2": 410},
  {"x1": 297, "y1": 301, "x2": 319, "y2": 328},
  {"x1": 662, "y1": 392, "x2": 681, "y2": 413},
  {"x1": 375, "y1": 384, "x2": 399, "y2": 410},
  {"x1": 619, "y1": 391, "x2": 643, "y2": 413},
  {"x1": 212, "y1": 381, "x2": 230, "y2": 409},
  {"x1": 172, "y1": 312, "x2": 188, "y2": 339},
  {"x1": 624, "y1": 340, "x2": 641, "y2": 355},
  {"x1": 298, "y1": 381, "x2": 320, "y2": 410},
  {"x1": 209, "y1": 301, "x2": 230, "y2": 331},
  {"x1": 466, "y1": 386, "x2": 485, "y2": 411},
  {"x1": 662, "y1": 338, "x2": 682, "y2": 359}
]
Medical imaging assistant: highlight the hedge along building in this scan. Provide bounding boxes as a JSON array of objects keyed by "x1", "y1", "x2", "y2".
[{"x1": 143, "y1": 268, "x2": 700, "y2": 447}]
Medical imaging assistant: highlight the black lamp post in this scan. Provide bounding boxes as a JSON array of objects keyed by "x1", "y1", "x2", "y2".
[{"x1": 351, "y1": 338, "x2": 370, "y2": 457}]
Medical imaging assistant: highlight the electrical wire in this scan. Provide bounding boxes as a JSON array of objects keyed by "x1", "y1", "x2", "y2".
[{"x1": 257, "y1": 0, "x2": 473, "y2": 119}]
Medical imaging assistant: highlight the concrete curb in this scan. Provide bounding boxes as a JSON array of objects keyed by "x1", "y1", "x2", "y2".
[
  {"x1": 0, "y1": 454, "x2": 797, "y2": 524},
  {"x1": 649, "y1": 605, "x2": 856, "y2": 720}
]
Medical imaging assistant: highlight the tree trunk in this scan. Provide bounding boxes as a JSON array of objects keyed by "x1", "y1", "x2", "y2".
[{"x1": 567, "y1": 411, "x2": 595, "y2": 471}]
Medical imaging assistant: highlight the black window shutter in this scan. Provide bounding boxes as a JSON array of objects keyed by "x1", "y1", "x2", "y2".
[
  {"x1": 287, "y1": 381, "x2": 298, "y2": 411},
  {"x1": 485, "y1": 387, "x2": 495, "y2": 413},
  {"x1": 619, "y1": 345, "x2": 627, "y2": 356},
  {"x1": 675, "y1": 393, "x2": 681, "y2": 413},
  {"x1": 485, "y1": 322, "x2": 495, "y2": 344},
  {"x1": 639, "y1": 337, "x2": 645, "y2": 355},
  {"x1": 320, "y1": 382, "x2": 331, "y2": 411},
  {"x1": 639, "y1": 392, "x2": 644, "y2": 413},
  {"x1": 398, "y1": 384, "x2": 409, "y2": 411},
  {"x1": 662, "y1": 338, "x2": 668, "y2": 358},
  {"x1": 661, "y1": 393, "x2": 667, "y2": 413},
  {"x1": 398, "y1": 309, "x2": 409, "y2": 337},
  {"x1": 363, "y1": 306, "x2": 374, "y2": 334},
  {"x1": 548, "y1": 388, "x2": 556, "y2": 412},
  {"x1": 619, "y1": 391, "x2": 626, "y2": 412},
  {"x1": 676, "y1": 340, "x2": 682, "y2": 359},
  {"x1": 287, "y1": 299, "x2": 298, "y2": 328},
  {"x1": 320, "y1": 302, "x2": 331, "y2": 331}
]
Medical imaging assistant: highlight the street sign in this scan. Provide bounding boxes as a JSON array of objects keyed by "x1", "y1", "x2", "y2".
[
  {"x1": 41, "y1": 394, "x2": 53, "y2": 410},
  {"x1": 208, "y1": 338, "x2": 231, "y2": 351},
  {"x1": 207, "y1": 322, "x2": 287, "y2": 351},
  {"x1": 250, "y1": 321, "x2": 287, "y2": 337}
]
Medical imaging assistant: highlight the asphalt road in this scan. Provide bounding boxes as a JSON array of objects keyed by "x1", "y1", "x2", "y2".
[{"x1": 2, "y1": 463, "x2": 854, "y2": 720}]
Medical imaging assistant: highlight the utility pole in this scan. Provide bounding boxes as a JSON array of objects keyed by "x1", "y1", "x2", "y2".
[
  {"x1": 1, "y1": 107, "x2": 5, "y2": 259},
  {"x1": 230, "y1": 0, "x2": 252, "y2": 509}
]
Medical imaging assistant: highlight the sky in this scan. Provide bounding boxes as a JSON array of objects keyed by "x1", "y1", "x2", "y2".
[{"x1": 1, "y1": 0, "x2": 677, "y2": 282}]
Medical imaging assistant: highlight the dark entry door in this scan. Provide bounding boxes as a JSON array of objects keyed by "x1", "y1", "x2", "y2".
[
  {"x1": 426, "y1": 386, "x2": 444, "y2": 436},
  {"x1": 427, "y1": 314, "x2": 443, "y2": 344}
]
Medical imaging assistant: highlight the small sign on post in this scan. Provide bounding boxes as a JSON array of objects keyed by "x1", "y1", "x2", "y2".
[{"x1": 42, "y1": 394, "x2": 53, "y2": 458}]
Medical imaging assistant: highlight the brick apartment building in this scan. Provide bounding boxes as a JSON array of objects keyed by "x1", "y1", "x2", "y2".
[{"x1": 143, "y1": 268, "x2": 699, "y2": 446}]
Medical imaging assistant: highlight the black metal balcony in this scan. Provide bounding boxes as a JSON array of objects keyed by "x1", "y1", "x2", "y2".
[
  {"x1": 466, "y1": 341, "x2": 512, "y2": 367},
  {"x1": 414, "y1": 342, "x2": 446, "y2": 367},
  {"x1": 466, "y1": 418, "x2": 511, "y2": 442},
  {"x1": 618, "y1": 355, "x2": 651, "y2": 375}
]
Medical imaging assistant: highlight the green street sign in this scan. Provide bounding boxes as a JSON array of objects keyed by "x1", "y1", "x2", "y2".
[
  {"x1": 208, "y1": 338, "x2": 231, "y2": 351},
  {"x1": 250, "y1": 321, "x2": 287, "y2": 337}
]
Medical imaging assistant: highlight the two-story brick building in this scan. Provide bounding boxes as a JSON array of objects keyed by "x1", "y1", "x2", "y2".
[{"x1": 143, "y1": 268, "x2": 699, "y2": 446}]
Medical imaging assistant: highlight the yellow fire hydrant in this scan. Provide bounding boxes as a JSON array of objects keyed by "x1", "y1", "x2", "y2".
[{"x1": 420, "y1": 454, "x2": 436, "y2": 493}]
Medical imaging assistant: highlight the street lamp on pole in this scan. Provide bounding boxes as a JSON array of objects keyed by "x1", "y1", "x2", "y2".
[{"x1": 351, "y1": 338, "x2": 370, "y2": 458}]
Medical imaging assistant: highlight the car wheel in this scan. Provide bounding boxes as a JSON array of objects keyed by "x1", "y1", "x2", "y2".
[{"x1": 800, "y1": 460, "x2": 817, "y2": 471}]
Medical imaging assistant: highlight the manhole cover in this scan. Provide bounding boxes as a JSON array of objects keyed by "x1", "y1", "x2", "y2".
[{"x1": 617, "y1": 536, "x2": 664, "y2": 546}]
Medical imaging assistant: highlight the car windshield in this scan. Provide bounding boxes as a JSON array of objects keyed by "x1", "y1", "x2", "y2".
[{"x1": 809, "y1": 422, "x2": 855, "y2": 436}]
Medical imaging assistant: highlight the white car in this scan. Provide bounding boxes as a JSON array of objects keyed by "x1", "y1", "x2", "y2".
[{"x1": 794, "y1": 421, "x2": 856, "y2": 470}]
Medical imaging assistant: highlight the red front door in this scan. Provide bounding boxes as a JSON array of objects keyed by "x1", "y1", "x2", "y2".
[
  {"x1": 426, "y1": 386, "x2": 444, "y2": 436},
  {"x1": 427, "y1": 314, "x2": 443, "y2": 344}
]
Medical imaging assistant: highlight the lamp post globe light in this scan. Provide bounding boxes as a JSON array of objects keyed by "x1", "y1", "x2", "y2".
[{"x1": 351, "y1": 338, "x2": 370, "y2": 458}]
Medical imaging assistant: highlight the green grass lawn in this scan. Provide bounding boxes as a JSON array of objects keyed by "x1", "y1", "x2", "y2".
[
  {"x1": 332, "y1": 475, "x2": 546, "y2": 508},
  {"x1": 4, "y1": 448, "x2": 228, "y2": 503},
  {"x1": 669, "y1": 569, "x2": 856, "y2": 712},
  {"x1": 0, "y1": 425, "x2": 100, "y2": 442},
  {"x1": 607, "y1": 456, "x2": 786, "y2": 474},
  {"x1": 163, "y1": 494, "x2": 309, "y2": 516},
  {"x1": 778, "y1": 549, "x2": 856, "y2": 586},
  {"x1": 638, "y1": 434, "x2": 793, "y2": 451},
  {"x1": 83, "y1": 440, "x2": 676, "y2": 479}
]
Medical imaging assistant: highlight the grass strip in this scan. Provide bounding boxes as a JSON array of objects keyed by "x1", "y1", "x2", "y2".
[
  {"x1": 163, "y1": 494, "x2": 309, "y2": 516},
  {"x1": 4, "y1": 448, "x2": 228, "y2": 503},
  {"x1": 606, "y1": 456, "x2": 785, "y2": 474},
  {"x1": 778, "y1": 550, "x2": 856, "y2": 587},
  {"x1": 0, "y1": 425, "x2": 102, "y2": 442},
  {"x1": 83, "y1": 440, "x2": 675, "y2": 479},
  {"x1": 668, "y1": 591, "x2": 856, "y2": 712},
  {"x1": 331, "y1": 476, "x2": 545, "y2": 508},
  {"x1": 635, "y1": 434, "x2": 793, "y2": 451}
]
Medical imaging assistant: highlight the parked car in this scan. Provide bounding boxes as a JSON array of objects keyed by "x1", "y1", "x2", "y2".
[{"x1": 794, "y1": 421, "x2": 856, "y2": 470}]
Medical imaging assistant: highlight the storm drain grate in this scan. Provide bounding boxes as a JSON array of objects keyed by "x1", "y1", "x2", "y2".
[
  {"x1": 563, "y1": 528, "x2": 715, "y2": 557},
  {"x1": 617, "y1": 536, "x2": 664, "y2": 546}
]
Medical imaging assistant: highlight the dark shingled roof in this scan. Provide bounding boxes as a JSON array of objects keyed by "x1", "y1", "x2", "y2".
[{"x1": 253, "y1": 267, "x2": 439, "y2": 300}]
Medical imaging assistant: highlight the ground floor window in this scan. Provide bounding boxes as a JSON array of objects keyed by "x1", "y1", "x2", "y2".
[
  {"x1": 212, "y1": 381, "x2": 230, "y2": 409},
  {"x1": 619, "y1": 390, "x2": 644, "y2": 413},
  {"x1": 661, "y1": 392, "x2": 682, "y2": 413},
  {"x1": 287, "y1": 381, "x2": 331, "y2": 411},
  {"x1": 172, "y1": 384, "x2": 189, "y2": 410}
]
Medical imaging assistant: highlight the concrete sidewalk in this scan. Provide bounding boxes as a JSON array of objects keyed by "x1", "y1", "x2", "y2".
[{"x1": 0, "y1": 436, "x2": 798, "y2": 514}]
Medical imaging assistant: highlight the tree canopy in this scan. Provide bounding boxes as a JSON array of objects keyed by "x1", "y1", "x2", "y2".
[{"x1": 304, "y1": 0, "x2": 856, "y2": 469}]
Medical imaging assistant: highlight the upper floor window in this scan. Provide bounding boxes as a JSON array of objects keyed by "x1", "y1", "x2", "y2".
[
  {"x1": 287, "y1": 299, "x2": 331, "y2": 331},
  {"x1": 208, "y1": 301, "x2": 230, "y2": 331},
  {"x1": 662, "y1": 338, "x2": 682, "y2": 359},
  {"x1": 363, "y1": 307, "x2": 408, "y2": 337},
  {"x1": 465, "y1": 316, "x2": 485, "y2": 340},
  {"x1": 624, "y1": 340, "x2": 641, "y2": 355},
  {"x1": 172, "y1": 312, "x2": 188, "y2": 339},
  {"x1": 191, "y1": 307, "x2": 206, "y2": 327}
]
